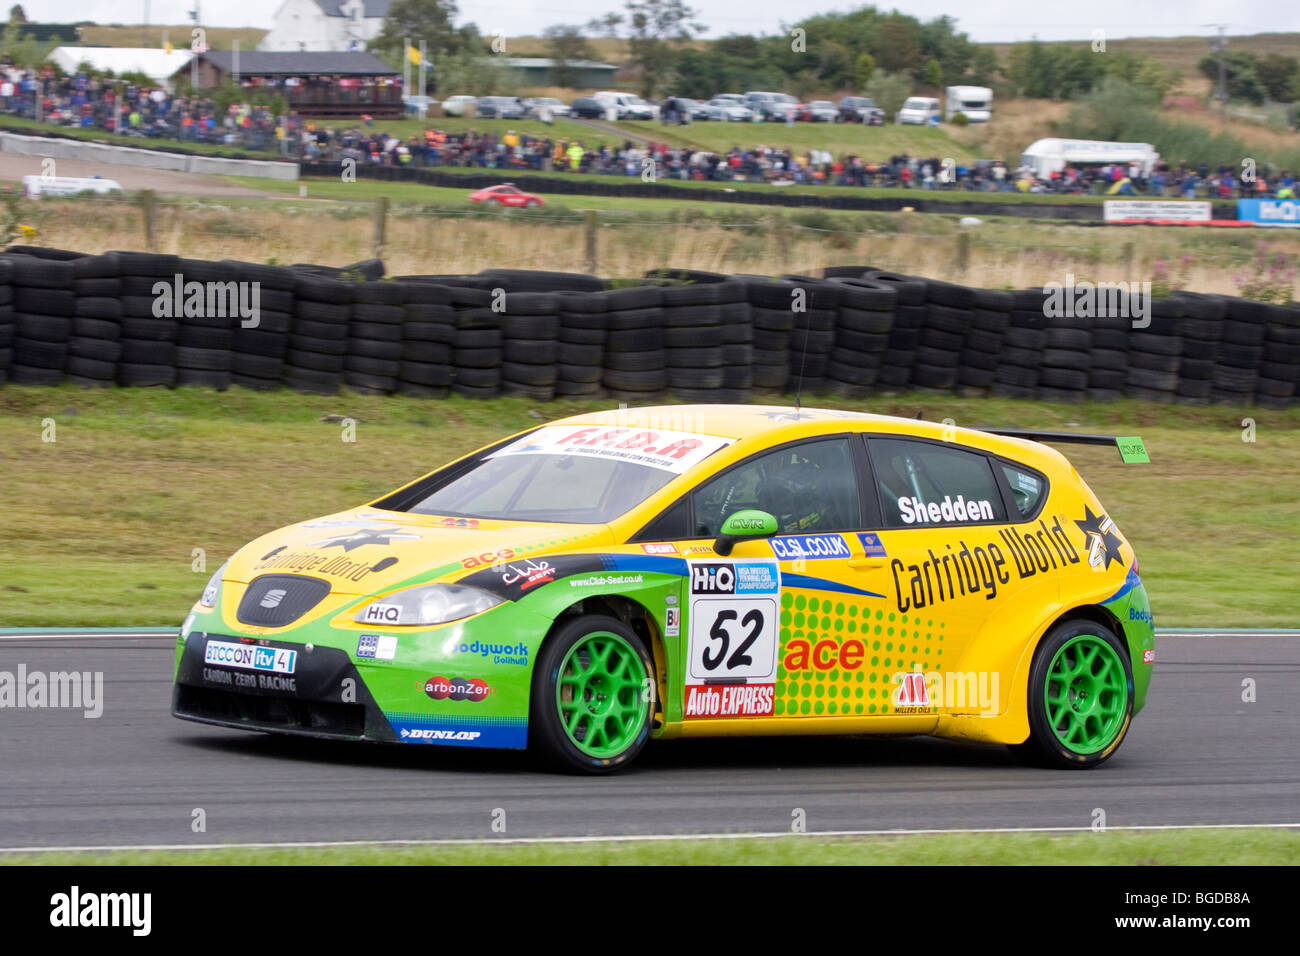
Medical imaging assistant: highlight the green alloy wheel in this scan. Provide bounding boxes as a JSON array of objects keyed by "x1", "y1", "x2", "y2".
[
  {"x1": 530, "y1": 615, "x2": 655, "y2": 773},
  {"x1": 1018, "y1": 619, "x2": 1134, "y2": 769}
]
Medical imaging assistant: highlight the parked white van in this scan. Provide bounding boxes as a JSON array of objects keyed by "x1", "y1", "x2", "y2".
[
  {"x1": 945, "y1": 86, "x2": 993, "y2": 123},
  {"x1": 896, "y1": 96, "x2": 941, "y2": 125}
]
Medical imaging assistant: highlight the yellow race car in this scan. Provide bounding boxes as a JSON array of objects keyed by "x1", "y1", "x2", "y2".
[{"x1": 174, "y1": 405, "x2": 1153, "y2": 773}]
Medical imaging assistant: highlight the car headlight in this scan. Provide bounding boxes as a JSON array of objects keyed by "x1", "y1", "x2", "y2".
[
  {"x1": 198, "y1": 563, "x2": 226, "y2": 608},
  {"x1": 354, "y1": 584, "x2": 503, "y2": 627}
]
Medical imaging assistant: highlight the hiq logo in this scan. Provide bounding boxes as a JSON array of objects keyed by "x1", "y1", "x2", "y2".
[
  {"x1": 362, "y1": 603, "x2": 401, "y2": 624},
  {"x1": 691, "y1": 563, "x2": 735, "y2": 594}
]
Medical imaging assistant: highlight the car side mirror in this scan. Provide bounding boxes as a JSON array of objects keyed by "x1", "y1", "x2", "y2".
[{"x1": 714, "y1": 510, "x2": 778, "y2": 556}]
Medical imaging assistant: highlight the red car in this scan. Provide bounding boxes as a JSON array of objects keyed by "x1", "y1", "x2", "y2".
[{"x1": 469, "y1": 184, "x2": 545, "y2": 208}]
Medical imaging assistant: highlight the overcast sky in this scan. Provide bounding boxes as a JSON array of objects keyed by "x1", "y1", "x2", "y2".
[{"x1": 21, "y1": 0, "x2": 1300, "y2": 44}]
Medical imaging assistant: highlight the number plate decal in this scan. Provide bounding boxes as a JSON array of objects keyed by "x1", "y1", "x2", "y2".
[{"x1": 684, "y1": 560, "x2": 780, "y2": 718}]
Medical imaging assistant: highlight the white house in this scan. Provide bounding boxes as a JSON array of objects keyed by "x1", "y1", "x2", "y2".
[
  {"x1": 47, "y1": 46, "x2": 196, "y2": 88},
  {"x1": 260, "y1": 0, "x2": 392, "y2": 53}
]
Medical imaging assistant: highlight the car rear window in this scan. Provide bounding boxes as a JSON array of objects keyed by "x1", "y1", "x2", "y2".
[{"x1": 868, "y1": 438, "x2": 1007, "y2": 529}]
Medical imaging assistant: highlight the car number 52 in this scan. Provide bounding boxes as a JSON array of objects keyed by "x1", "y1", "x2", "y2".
[{"x1": 688, "y1": 598, "x2": 778, "y2": 682}]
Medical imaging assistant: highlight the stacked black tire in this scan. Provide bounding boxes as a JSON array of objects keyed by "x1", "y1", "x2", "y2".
[
  {"x1": 602, "y1": 285, "x2": 666, "y2": 401},
  {"x1": 397, "y1": 286, "x2": 455, "y2": 398},
  {"x1": 499, "y1": 292, "x2": 560, "y2": 401},
  {"x1": 1125, "y1": 298, "x2": 1183, "y2": 404},
  {"x1": 1038, "y1": 323, "x2": 1092, "y2": 404},
  {"x1": 913, "y1": 279, "x2": 975, "y2": 393},
  {"x1": 746, "y1": 279, "x2": 796, "y2": 392},
  {"x1": 287, "y1": 273, "x2": 350, "y2": 394},
  {"x1": 227, "y1": 260, "x2": 295, "y2": 391},
  {"x1": 663, "y1": 281, "x2": 748, "y2": 402},
  {"x1": 555, "y1": 292, "x2": 606, "y2": 398},
  {"x1": 346, "y1": 281, "x2": 406, "y2": 395},
  {"x1": 1256, "y1": 305, "x2": 1300, "y2": 409},
  {"x1": 116, "y1": 253, "x2": 183, "y2": 388},
  {"x1": 68, "y1": 255, "x2": 123, "y2": 387},
  {"x1": 867, "y1": 271, "x2": 928, "y2": 391},
  {"x1": 452, "y1": 298, "x2": 503, "y2": 400},
  {"x1": 1211, "y1": 297, "x2": 1268, "y2": 405},
  {"x1": 0, "y1": 261, "x2": 12, "y2": 386},
  {"x1": 825, "y1": 277, "x2": 895, "y2": 399},
  {"x1": 995, "y1": 290, "x2": 1049, "y2": 399},
  {"x1": 1171, "y1": 293, "x2": 1223, "y2": 405},
  {"x1": 8, "y1": 255, "x2": 75, "y2": 386},
  {"x1": 962, "y1": 289, "x2": 1011, "y2": 395}
]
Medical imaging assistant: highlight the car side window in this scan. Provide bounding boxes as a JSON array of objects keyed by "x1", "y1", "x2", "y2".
[
  {"x1": 690, "y1": 438, "x2": 860, "y2": 538},
  {"x1": 1001, "y1": 463, "x2": 1047, "y2": 519},
  {"x1": 868, "y1": 438, "x2": 1007, "y2": 529}
]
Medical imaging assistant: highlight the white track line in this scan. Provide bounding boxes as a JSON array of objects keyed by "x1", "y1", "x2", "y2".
[
  {"x1": 0, "y1": 631, "x2": 175, "y2": 641},
  {"x1": 3, "y1": 822, "x2": 1299, "y2": 854}
]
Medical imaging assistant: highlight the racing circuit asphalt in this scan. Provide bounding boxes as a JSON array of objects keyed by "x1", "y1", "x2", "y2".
[{"x1": 0, "y1": 631, "x2": 1296, "y2": 849}]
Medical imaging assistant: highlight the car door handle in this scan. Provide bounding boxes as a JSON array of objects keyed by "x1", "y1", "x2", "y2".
[{"x1": 847, "y1": 557, "x2": 887, "y2": 570}]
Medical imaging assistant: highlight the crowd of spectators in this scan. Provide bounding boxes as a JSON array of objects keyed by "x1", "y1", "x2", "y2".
[
  {"x1": 2, "y1": 62, "x2": 1296, "y2": 201},
  {"x1": 0, "y1": 63, "x2": 307, "y2": 151}
]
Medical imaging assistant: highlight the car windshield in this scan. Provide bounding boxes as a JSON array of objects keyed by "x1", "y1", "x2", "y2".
[
  {"x1": 402, "y1": 424, "x2": 732, "y2": 524},
  {"x1": 408, "y1": 455, "x2": 676, "y2": 524}
]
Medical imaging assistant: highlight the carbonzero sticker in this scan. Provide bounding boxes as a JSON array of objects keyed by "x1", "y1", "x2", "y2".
[
  {"x1": 685, "y1": 560, "x2": 780, "y2": 719},
  {"x1": 489, "y1": 424, "x2": 733, "y2": 474}
]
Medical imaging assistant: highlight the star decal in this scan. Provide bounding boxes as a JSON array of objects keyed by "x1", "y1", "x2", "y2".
[
  {"x1": 1075, "y1": 506, "x2": 1124, "y2": 572},
  {"x1": 310, "y1": 527, "x2": 420, "y2": 552}
]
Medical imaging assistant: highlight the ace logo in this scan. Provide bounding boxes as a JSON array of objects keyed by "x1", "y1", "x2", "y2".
[{"x1": 690, "y1": 563, "x2": 735, "y2": 594}]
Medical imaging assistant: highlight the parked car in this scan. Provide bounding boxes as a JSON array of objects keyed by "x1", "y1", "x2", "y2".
[
  {"x1": 468, "y1": 184, "x2": 545, "y2": 208},
  {"x1": 477, "y1": 96, "x2": 526, "y2": 119},
  {"x1": 593, "y1": 91, "x2": 658, "y2": 120},
  {"x1": 703, "y1": 97, "x2": 755, "y2": 122},
  {"x1": 523, "y1": 96, "x2": 572, "y2": 119},
  {"x1": 837, "y1": 96, "x2": 885, "y2": 125},
  {"x1": 897, "y1": 96, "x2": 942, "y2": 125},
  {"x1": 670, "y1": 97, "x2": 709, "y2": 121},
  {"x1": 801, "y1": 100, "x2": 838, "y2": 122},
  {"x1": 570, "y1": 96, "x2": 607, "y2": 119},
  {"x1": 744, "y1": 91, "x2": 800, "y2": 122},
  {"x1": 440, "y1": 95, "x2": 477, "y2": 117}
]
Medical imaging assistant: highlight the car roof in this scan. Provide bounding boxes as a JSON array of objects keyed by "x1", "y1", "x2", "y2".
[{"x1": 545, "y1": 404, "x2": 1069, "y2": 471}]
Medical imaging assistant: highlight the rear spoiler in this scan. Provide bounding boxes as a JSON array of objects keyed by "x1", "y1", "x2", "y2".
[{"x1": 978, "y1": 429, "x2": 1150, "y2": 463}]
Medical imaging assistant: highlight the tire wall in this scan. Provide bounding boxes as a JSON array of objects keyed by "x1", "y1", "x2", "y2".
[{"x1": 0, "y1": 249, "x2": 1295, "y2": 408}]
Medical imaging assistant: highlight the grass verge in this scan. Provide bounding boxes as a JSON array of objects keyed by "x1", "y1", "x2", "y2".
[
  {"x1": 1, "y1": 386, "x2": 1297, "y2": 628},
  {"x1": 4, "y1": 828, "x2": 1297, "y2": 865}
]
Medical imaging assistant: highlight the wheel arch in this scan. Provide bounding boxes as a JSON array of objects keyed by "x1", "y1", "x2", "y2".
[{"x1": 545, "y1": 593, "x2": 668, "y2": 727}]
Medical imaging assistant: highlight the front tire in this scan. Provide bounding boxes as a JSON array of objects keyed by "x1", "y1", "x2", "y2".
[
  {"x1": 1017, "y1": 619, "x2": 1133, "y2": 768},
  {"x1": 530, "y1": 615, "x2": 654, "y2": 774}
]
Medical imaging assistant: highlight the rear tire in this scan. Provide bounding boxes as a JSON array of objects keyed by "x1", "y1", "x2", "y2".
[
  {"x1": 530, "y1": 615, "x2": 654, "y2": 774},
  {"x1": 1015, "y1": 619, "x2": 1133, "y2": 769}
]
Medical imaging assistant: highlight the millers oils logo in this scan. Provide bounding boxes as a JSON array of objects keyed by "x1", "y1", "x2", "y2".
[{"x1": 424, "y1": 676, "x2": 492, "y2": 701}]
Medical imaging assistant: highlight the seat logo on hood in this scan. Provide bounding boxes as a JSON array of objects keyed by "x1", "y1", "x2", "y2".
[{"x1": 259, "y1": 588, "x2": 287, "y2": 609}]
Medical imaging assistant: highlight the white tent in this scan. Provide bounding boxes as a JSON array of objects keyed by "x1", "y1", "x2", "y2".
[
  {"x1": 1019, "y1": 138, "x2": 1159, "y2": 179},
  {"x1": 47, "y1": 47, "x2": 196, "y2": 88}
]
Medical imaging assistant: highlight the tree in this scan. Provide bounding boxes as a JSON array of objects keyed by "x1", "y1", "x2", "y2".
[
  {"x1": 8, "y1": 5, "x2": 25, "y2": 24},
  {"x1": 1256, "y1": 53, "x2": 1298, "y2": 103},
  {"x1": 967, "y1": 46, "x2": 997, "y2": 85},
  {"x1": 921, "y1": 57, "x2": 943, "y2": 90},
  {"x1": 544, "y1": 25, "x2": 596, "y2": 88},
  {"x1": 866, "y1": 68, "x2": 911, "y2": 121},
  {"x1": 1198, "y1": 50, "x2": 1267, "y2": 104},
  {"x1": 854, "y1": 52, "x2": 876, "y2": 91},
  {"x1": 370, "y1": 0, "x2": 479, "y2": 75},
  {"x1": 590, "y1": 0, "x2": 704, "y2": 98},
  {"x1": 872, "y1": 16, "x2": 921, "y2": 74}
]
